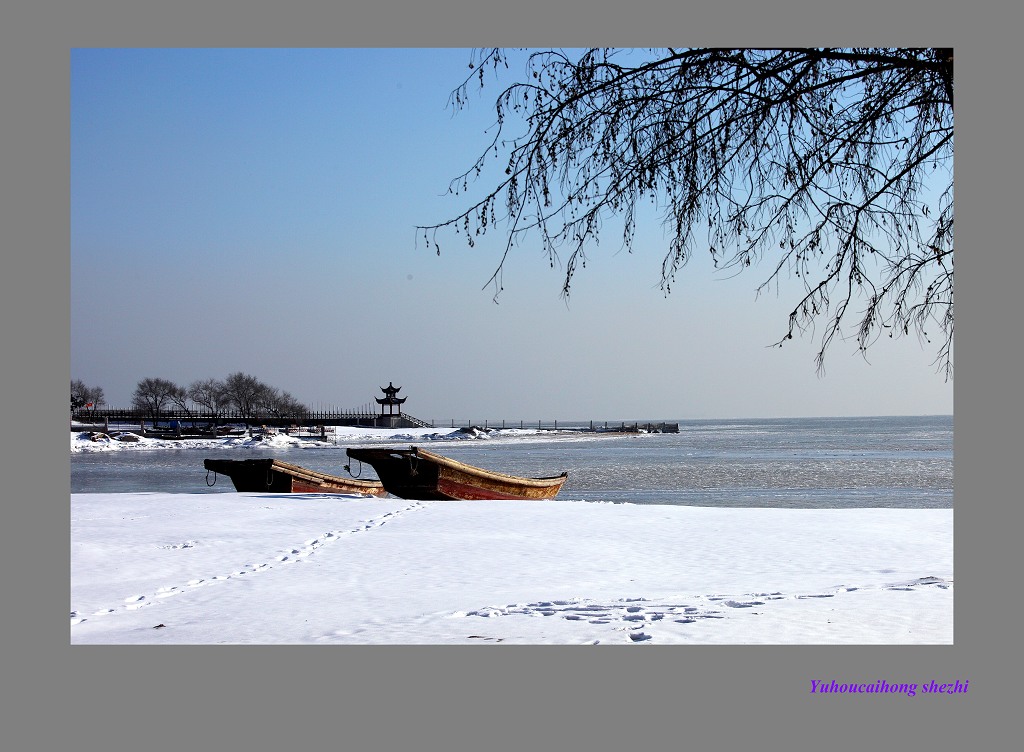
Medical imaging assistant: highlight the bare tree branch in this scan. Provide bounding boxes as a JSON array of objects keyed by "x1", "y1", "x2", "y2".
[{"x1": 420, "y1": 48, "x2": 953, "y2": 377}]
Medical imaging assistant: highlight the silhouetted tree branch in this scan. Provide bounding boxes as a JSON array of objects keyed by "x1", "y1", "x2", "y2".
[{"x1": 420, "y1": 48, "x2": 953, "y2": 377}]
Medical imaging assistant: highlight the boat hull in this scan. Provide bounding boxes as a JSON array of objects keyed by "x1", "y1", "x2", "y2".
[
  {"x1": 203, "y1": 458, "x2": 387, "y2": 496},
  {"x1": 345, "y1": 447, "x2": 568, "y2": 501}
]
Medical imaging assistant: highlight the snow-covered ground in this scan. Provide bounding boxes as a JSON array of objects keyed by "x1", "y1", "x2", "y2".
[
  {"x1": 70, "y1": 424, "x2": 551, "y2": 453},
  {"x1": 71, "y1": 490, "x2": 953, "y2": 644}
]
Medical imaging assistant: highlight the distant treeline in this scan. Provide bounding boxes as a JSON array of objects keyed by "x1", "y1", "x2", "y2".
[{"x1": 72, "y1": 372, "x2": 311, "y2": 423}]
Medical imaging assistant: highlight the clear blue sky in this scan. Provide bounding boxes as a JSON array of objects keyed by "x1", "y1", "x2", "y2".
[{"x1": 71, "y1": 48, "x2": 953, "y2": 421}]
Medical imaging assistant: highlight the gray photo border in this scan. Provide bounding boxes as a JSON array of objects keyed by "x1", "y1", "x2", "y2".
[{"x1": 6, "y1": 1, "x2": 1016, "y2": 749}]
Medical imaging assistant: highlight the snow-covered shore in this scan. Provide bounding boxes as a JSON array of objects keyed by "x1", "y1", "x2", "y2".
[
  {"x1": 71, "y1": 424, "x2": 953, "y2": 644},
  {"x1": 71, "y1": 491, "x2": 952, "y2": 644},
  {"x1": 70, "y1": 424, "x2": 549, "y2": 453}
]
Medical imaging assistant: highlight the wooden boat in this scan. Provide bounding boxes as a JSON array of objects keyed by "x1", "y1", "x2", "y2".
[
  {"x1": 344, "y1": 446, "x2": 568, "y2": 501},
  {"x1": 203, "y1": 458, "x2": 387, "y2": 496}
]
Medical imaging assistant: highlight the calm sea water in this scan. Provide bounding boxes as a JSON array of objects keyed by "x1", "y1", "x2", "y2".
[{"x1": 70, "y1": 415, "x2": 952, "y2": 509}]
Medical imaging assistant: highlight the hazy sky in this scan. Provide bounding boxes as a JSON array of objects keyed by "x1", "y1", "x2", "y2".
[{"x1": 71, "y1": 48, "x2": 953, "y2": 421}]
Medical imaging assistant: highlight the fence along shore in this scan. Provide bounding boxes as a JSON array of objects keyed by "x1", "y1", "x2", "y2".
[{"x1": 71, "y1": 408, "x2": 679, "y2": 437}]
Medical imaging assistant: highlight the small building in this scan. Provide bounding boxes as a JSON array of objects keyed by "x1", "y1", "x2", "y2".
[{"x1": 375, "y1": 382, "x2": 407, "y2": 428}]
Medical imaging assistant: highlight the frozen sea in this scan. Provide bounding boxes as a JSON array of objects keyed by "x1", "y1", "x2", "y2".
[{"x1": 71, "y1": 415, "x2": 953, "y2": 508}]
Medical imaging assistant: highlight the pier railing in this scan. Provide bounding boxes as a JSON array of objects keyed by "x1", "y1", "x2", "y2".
[
  {"x1": 437, "y1": 419, "x2": 679, "y2": 433},
  {"x1": 71, "y1": 407, "x2": 414, "y2": 429},
  {"x1": 71, "y1": 409, "x2": 678, "y2": 434}
]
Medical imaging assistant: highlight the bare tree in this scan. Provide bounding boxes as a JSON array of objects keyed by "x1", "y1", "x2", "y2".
[
  {"x1": 71, "y1": 379, "x2": 105, "y2": 413},
  {"x1": 167, "y1": 384, "x2": 189, "y2": 410},
  {"x1": 420, "y1": 48, "x2": 953, "y2": 376},
  {"x1": 221, "y1": 372, "x2": 267, "y2": 422},
  {"x1": 71, "y1": 379, "x2": 88, "y2": 412},
  {"x1": 260, "y1": 388, "x2": 309, "y2": 420},
  {"x1": 130, "y1": 377, "x2": 180, "y2": 422},
  {"x1": 187, "y1": 378, "x2": 230, "y2": 418}
]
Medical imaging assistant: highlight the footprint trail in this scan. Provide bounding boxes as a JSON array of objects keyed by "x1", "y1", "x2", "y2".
[{"x1": 71, "y1": 502, "x2": 424, "y2": 627}]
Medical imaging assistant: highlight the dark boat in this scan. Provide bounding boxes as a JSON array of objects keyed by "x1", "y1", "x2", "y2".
[
  {"x1": 203, "y1": 458, "x2": 387, "y2": 496},
  {"x1": 344, "y1": 446, "x2": 568, "y2": 501}
]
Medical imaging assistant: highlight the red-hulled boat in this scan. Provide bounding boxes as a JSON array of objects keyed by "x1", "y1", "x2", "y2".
[
  {"x1": 203, "y1": 458, "x2": 387, "y2": 496},
  {"x1": 344, "y1": 446, "x2": 568, "y2": 501}
]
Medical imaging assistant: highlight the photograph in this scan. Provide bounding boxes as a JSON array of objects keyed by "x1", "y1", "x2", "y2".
[
  {"x1": 6, "y1": 0, "x2": 1018, "y2": 745},
  {"x1": 70, "y1": 48, "x2": 953, "y2": 647}
]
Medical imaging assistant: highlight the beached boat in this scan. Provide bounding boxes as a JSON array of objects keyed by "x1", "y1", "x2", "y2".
[
  {"x1": 203, "y1": 458, "x2": 387, "y2": 496},
  {"x1": 344, "y1": 446, "x2": 568, "y2": 501}
]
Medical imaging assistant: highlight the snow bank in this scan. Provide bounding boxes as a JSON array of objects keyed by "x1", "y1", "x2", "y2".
[
  {"x1": 71, "y1": 492, "x2": 953, "y2": 644},
  {"x1": 69, "y1": 425, "x2": 550, "y2": 453}
]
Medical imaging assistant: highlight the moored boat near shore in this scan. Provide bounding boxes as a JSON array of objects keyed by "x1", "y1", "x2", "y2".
[
  {"x1": 203, "y1": 458, "x2": 387, "y2": 496},
  {"x1": 344, "y1": 446, "x2": 568, "y2": 501}
]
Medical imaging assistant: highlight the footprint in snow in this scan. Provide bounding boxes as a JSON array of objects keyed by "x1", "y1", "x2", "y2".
[
  {"x1": 77, "y1": 503, "x2": 430, "y2": 630},
  {"x1": 458, "y1": 597, "x2": 726, "y2": 641}
]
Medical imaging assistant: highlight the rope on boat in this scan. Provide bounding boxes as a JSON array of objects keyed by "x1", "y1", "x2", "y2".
[
  {"x1": 344, "y1": 460, "x2": 363, "y2": 478},
  {"x1": 408, "y1": 454, "x2": 419, "y2": 477},
  {"x1": 205, "y1": 469, "x2": 217, "y2": 487}
]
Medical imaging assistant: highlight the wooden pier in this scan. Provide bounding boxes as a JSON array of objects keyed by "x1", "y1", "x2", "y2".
[{"x1": 71, "y1": 409, "x2": 679, "y2": 436}]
